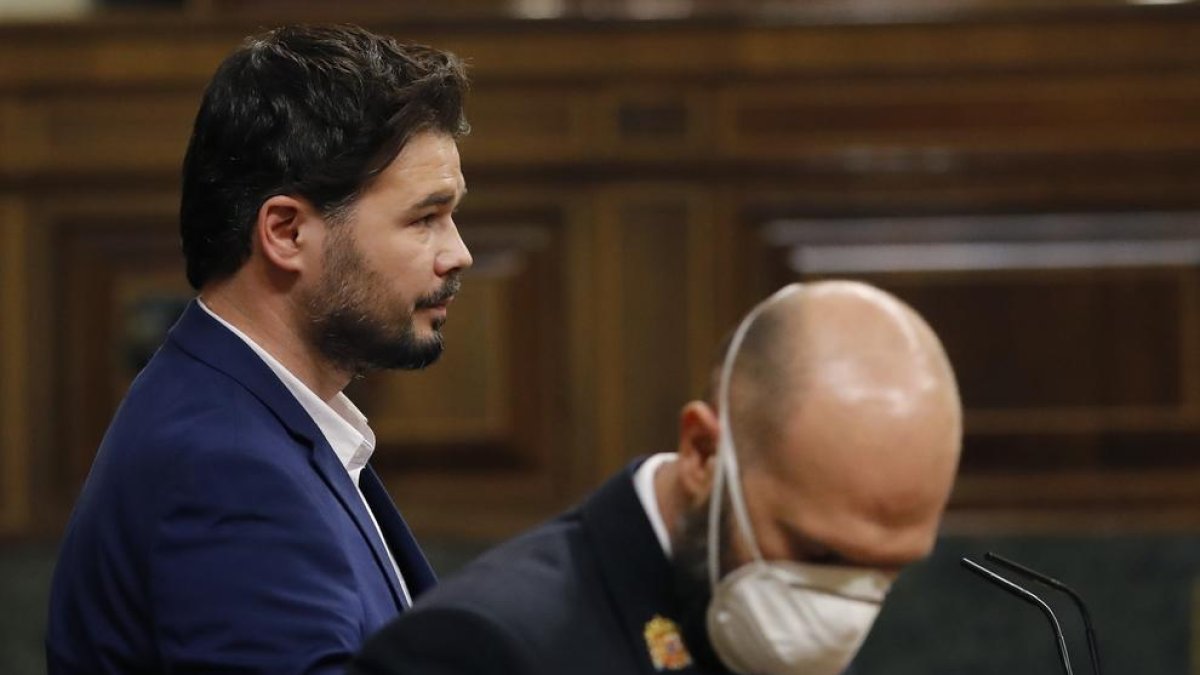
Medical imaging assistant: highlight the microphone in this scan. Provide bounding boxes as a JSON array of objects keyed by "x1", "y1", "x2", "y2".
[
  {"x1": 960, "y1": 553, "x2": 1103, "y2": 675},
  {"x1": 983, "y1": 552, "x2": 1102, "y2": 675},
  {"x1": 960, "y1": 557, "x2": 1074, "y2": 675}
]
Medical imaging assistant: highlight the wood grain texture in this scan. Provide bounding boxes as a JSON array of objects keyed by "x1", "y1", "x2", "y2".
[
  {"x1": 0, "y1": 198, "x2": 31, "y2": 534},
  {"x1": 755, "y1": 212, "x2": 1200, "y2": 522},
  {"x1": 3, "y1": 9, "x2": 1200, "y2": 537},
  {"x1": 371, "y1": 192, "x2": 586, "y2": 537}
]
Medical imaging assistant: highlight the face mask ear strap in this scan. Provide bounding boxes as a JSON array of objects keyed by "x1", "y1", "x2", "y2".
[
  {"x1": 707, "y1": 444, "x2": 726, "y2": 589},
  {"x1": 718, "y1": 421, "x2": 763, "y2": 564},
  {"x1": 710, "y1": 288, "x2": 801, "y2": 589}
]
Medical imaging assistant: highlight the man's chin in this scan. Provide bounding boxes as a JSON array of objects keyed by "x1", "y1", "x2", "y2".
[
  {"x1": 334, "y1": 328, "x2": 445, "y2": 373},
  {"x1": 387, "y1": 335, "x2": 445, "y2": 371}
]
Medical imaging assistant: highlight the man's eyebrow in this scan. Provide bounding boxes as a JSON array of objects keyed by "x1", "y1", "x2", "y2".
[{"x1": 412, "y1": 187, "x2": 467, "y2": 210}]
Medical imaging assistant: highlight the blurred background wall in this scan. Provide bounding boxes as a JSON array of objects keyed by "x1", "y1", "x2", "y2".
[{"x1": 1, "y1": 0, "x2": 1199, "y2": 673}]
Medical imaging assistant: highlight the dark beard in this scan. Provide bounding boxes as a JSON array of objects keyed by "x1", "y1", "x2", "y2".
[
  {"x1": 305, "y1": 229, "x2": 461, "y2": 374},
  {"x1": 669, "y1": 499, "x2": 733, "y2": 673},
  {"x1": 311, "y1": 303, "x2": 442, "y2": 375}
]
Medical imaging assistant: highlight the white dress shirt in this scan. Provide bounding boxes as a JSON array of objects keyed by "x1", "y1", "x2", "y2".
[
  {"x1": 197, "y1": 299, "x2": 411, "y2": 606},
  {"x1": 632, "y1": 452, "x2": 677, "y2": 558}
]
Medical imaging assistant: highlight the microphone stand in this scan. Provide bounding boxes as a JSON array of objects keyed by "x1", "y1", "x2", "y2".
[
  {"x1": 960, "y1": 558, "x2": 1074, "y2": 675},
  {"x1": 983, "y1": 552, "x2": 1102, "y2": 675}
]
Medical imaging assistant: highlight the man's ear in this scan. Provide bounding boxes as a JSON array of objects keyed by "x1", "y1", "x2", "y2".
[
  {"x1": 676, "y1": 400, "x2": 720, "y2": 506},
  {"x1": 255, "y1": 195, "x2": 323, "y2": 275}
]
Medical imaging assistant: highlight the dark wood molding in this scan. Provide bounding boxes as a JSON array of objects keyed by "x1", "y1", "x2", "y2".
[{"x1": 6, "y1": 12, "x2": 1200, "y2": 537}]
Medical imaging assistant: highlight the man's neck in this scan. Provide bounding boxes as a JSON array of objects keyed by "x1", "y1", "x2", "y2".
[{"x1": 200, "y1": 283, "x2": 351, "y2": 401}]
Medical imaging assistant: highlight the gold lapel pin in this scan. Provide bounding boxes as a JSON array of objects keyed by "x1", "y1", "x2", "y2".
[{"x1": 644, "y1": 614, "x2": 693, "y2": 671}]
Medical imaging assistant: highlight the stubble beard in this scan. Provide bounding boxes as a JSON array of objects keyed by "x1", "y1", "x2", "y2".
[
  {"x1": 303, "y1": 228, "x2": 457, "y2": 376},
  {"x1": 668, "y1": 497, "x2": 735, "y2": 670}
]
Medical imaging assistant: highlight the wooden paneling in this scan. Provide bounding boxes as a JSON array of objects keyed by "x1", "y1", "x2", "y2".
[
  {"x1": 463, "y1": 86, "x2": 591, "y2": 164},
  {"x1": 755, "y1": 213, "x2": 1200, "y2": 527},
  {"x1": 1, "y1": 90, "x2": 197, "y2": 176},
  {"x1": 37, "y1": 195, "x2": 184, "y2": 508},
  {"x1": 4, "y1": 8, "x2": 1200, "y2": 538},
  {"x1": 586, "y1": 187, "x2": 724, "y2": 478},
  {"x1": 369, "y1": 194, "x2": 586, "y2": 538},
  {"x1": 3, "y1": 10, "x2": 1199, "y2": 91},
  {"x1": 0, "y1": 32, "x2": 232, "y2": 90},
  {"x1": 3, "y1": 13, "x2": 1200, "y2": 193},
  {"x1": 193, "y1": 0, "x2": 1198, "y2": 24},
  {"x1": 718, "y1": 74, "x2": 1200, "y2": 160},
  {"x1": 0, "y1": 198, "x2": 31, "y2": 534},
  {"x1": 614, "y1": 192, "x2": 694, "y2": 472},
  {"x1": 358, "y1": 226, "x2": 553, "y2": 454},
  {"x1": 599, "y1": 87, "x2": 713, "y2": 160}
]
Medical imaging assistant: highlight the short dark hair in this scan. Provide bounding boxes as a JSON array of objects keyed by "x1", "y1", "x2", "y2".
[{"x1": 180, "y1": 24, "x2": 470, "y2": 290}]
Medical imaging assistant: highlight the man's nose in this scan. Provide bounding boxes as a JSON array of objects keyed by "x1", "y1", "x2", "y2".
[{"x1": 435, "y1": 222, "x2": 473, "y2": 276}]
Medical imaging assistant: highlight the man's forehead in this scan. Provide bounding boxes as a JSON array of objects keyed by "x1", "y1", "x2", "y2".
[{"x1": 371, "y1": 132, "x2": 466, "y2": 198}]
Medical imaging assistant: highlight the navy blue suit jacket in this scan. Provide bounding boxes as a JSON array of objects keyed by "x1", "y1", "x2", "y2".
[
  {"x1": 47, "y1": 300, "x2": 436, "y2": 674},
  {"x1": 350, "y1": 463, "x2": 734, "y2": 675}
]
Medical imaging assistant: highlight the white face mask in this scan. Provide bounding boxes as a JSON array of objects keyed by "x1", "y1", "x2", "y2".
[{"x1": 705, "y1": 285, "x2": 893, "y2": 675}]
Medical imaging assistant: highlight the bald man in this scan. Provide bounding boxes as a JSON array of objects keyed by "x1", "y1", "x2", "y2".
[{"x1": 350, "y1": 281, "x2": 963, "y2": 675}]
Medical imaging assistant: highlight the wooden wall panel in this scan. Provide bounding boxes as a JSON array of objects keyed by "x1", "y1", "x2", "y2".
[
  {"x1": 41, "y1": 196, "x2": 185, "y2": 509},
  {"x1": 0, "y1": 103, "x2": 23, "y2": 176},
  {"x1": 0, "y1": 32, "x2": 233, "y2": 90},
  {"x1": 3, "y1": 8, "x2": 1200, "y2": 537},
  {"x1": 617, "y1": 195, "x2": 693, "y2": 467},
  {"x1": 367, "y1": 225, "x2": 554, "y2": 460},
  {"x1": 755, "y1": 212, "x2": 1200, "y2": 529},
  {"x1": 0, "y1": 198, "x2": 31, "y2": 534},
  {"x1": 598, "y1": 87, "x2": 713, "y2": 160},
  {"x1": 463, "y1": 86, "x2": 591, "y2": 164},
  {"x1": 371, "y1": 195, "x2": 586, "y2": 538},
  {"x1": 4, "y1": 12, "x2": 1199, "y2": 86},
  {"x1": 361, "y1": 279, "x2": 514, "y2": 447},
  {"x1": 589, "y1": 187, "x2": 721, "y2": 478},
  {"x1": 5, "y1": 91, "x2": 198, "y2": 175},
  {"x1": 24, "y1": 189, "x2": 593, "y2": 539},
  {"x1": 718, "y1": 74, "x2": 1200, "y2": 161}
]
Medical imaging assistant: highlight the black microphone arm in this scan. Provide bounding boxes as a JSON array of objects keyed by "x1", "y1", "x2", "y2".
[
  {"x1": 959, "y1": 557, "x2": 1074, "y2": 675},
  {"x1": 983, "y1": 552, "x2": 1102, "y2": 675}
]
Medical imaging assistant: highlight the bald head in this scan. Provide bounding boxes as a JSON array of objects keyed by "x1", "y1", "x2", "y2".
[{"x1": 722, "y1": 280, "x2": 962, "y2": 566}]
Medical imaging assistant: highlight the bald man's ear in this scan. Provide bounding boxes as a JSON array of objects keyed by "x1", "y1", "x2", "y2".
[
  {"x1": 255, "y1": 195, "x2": 324, "y2": 275},
  {"x1": 676, "y1": 400, "x2": 720, "y2": 507}
]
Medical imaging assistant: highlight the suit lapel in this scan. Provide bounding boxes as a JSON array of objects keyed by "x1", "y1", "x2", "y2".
[
  {"x1": 167, "y1": 300, "x2": 407, "y2": 611},
  {"x1": 361, "y1": 466, "x2": 437, "y2": 598},
  {"x1": 307, "y1": 441, "x2": 406, "y2": 610},
  {"x1": 581, "y1": 464, "x2": 690, "y2": 675},
  {"x1": 580, "y1": 461, "x2": 732, "y2": 675},
  {"x1": 167, "y1": 301, "x2": 320, "y2": 440}
]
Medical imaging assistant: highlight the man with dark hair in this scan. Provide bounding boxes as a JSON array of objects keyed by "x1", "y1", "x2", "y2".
[
  {"x1": 351, "y1": 281, "x2": 963, "y2": 675},
  {"x1": 47, "y1": 25, "x2": 472, "y2": 674}
]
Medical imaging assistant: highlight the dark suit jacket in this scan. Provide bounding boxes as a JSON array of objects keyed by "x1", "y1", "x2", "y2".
[
  {"x1": 46, "y1": 300, "x2": 436, "y2": 674},
  {"x1": 350, "y1": 463, "x2": 734, "y2": 675}
]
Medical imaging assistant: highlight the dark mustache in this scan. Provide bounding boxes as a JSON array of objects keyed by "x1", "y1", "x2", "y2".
[{"x1": 415, "y1": 275, "x2": 461, "y2": 309}]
